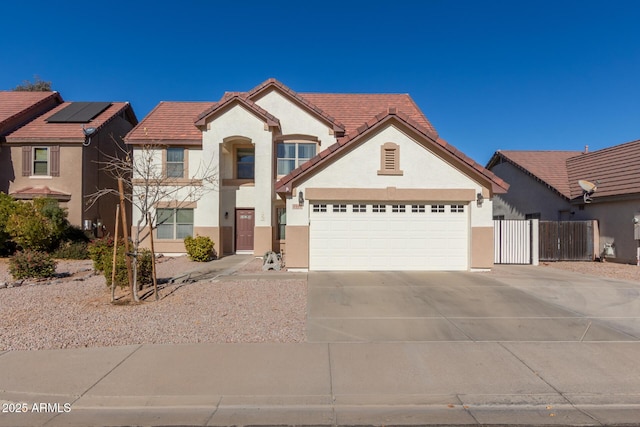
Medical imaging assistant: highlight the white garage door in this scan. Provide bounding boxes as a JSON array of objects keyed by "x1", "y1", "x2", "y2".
[{"x1": 309, "y1": 202, "x2": 469, "y2": 271}]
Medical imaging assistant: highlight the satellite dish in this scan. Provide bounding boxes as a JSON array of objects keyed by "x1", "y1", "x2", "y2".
[
  {"x1": 82, "y1": 125, "x2": 97, "y2": 136},
  {"x1": 578, "y1": 179, "x2": 599, "y2": 203},
  {"x1": 82, "y1": 125, "x2": 97, "y2": 147}
]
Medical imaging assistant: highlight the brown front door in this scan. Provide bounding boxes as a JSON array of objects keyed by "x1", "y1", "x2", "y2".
[{"x1": 235, "y1": 209, "x2": 254, "y2": 251}]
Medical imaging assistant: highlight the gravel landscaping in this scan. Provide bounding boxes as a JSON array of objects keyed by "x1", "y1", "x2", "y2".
[
  {"x1": 0, "y1": 256, "x2": 306, "y2": 351},
  {"x1": 542, "y1": 260, "x2": 640, "y2": 282}
]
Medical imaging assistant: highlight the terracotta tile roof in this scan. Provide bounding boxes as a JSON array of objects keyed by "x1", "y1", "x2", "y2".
[
  {"x1": 0, "y1": 91, "x2": 62, "y2": 136},
  {"x1": 6, "y1": 102, "x2": 135, "y2": 143},
  {"x1": 194, "y1": 94, "x2": 280, "y2": 128},
  {"x1": 567, "y1": 139, "x2": 640, "y2": 199},
  {"x1": 126, "y1": 102, "x2": 213, "y2": 145},
  {"x1": 487, "y1": 150, "x2": 580, "y2": 199},
  {"x1": 10, "y1": 186, "x2": 71, "y2": 201},
  {"x1": 300, "y1": 93, "x2": 437, "y2": 136},
  {"x1": 246, "y1": 78, "x2": 346, "y2": 133},
  {"x1": 276, "y1": 109, "x2": 508, "y2": 195}
]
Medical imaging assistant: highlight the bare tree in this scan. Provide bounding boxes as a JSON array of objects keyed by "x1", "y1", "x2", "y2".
[{"x1": 87, "y1": 141, "x2": 217, "y2": 302}]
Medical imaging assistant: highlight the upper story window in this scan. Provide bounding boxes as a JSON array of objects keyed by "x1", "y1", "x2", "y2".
[
  {"x1": 377, "y1": 142, "x2": 403, "y2": 176},
  {"x1": 277, "y1": 142, "x2": 316, "y2": 175},
  {"x1": 236, "y1": 147, "x2": 255, "y2": 179},
  {"x1": 23, "y1": 146, "x2": 59, "y2": 177},
  {"x1": 33, "y1": 147, "x2": 49, "y2": 176},
  {"x1": 166, "y1": 148, "x2": 185, "y2": 178}
]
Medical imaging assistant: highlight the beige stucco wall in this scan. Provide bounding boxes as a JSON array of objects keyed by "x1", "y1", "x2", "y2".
[
  {"x1": 573, "y1": 200, "x2": 640, "y2": 263},
  {"x1": 489, "y1": 161, "x2": 572, "y2": 220},
  {"x1": 8, "y1": 143, "x2": 84, "y2": 224},
  {"x1": 285, "y1": 225, "x2": 309, "y2": 269},
  {"x1": 471, "y1": 226, "x2": 494, "y2": 269}
]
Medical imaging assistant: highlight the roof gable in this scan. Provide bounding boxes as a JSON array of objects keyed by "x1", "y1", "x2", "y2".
[
  {"x1": 276, "y1": 109, "x2": 508, "y2": 195},
  {"x1": 194, "y1": 94, "x2": 280, "y2": 128},
  {"x1": 486, "y1": 150, "x2": 580, "y2": 199},
  {"x1": 246, "y1": 78, "x2": 346, "y2": 134}
]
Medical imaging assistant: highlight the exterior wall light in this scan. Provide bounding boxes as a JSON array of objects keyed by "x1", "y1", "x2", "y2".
[
  {"x1": 476, "y1": 193, "x2": 484, "y2": 207},
  {"x1": 298, "y1": 191, "x2": 304, "y2": 205}
]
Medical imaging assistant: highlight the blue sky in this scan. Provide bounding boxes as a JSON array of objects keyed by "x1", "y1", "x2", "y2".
[{"x1": 2, "y1": 0, "x2": 639, "y2": 164}]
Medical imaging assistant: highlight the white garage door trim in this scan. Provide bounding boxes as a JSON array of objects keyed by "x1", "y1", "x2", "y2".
[{"x1": 309, "y1": 202, "x2": 469, "y2": 271}]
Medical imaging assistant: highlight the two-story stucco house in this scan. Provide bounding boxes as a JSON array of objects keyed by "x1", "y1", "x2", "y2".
[
  {"x1": 2, "y1": 96, "x2": 138, "y2": 234},
  {"x1": 126, "y1": 79, "x2": 508, "y2": 271}
]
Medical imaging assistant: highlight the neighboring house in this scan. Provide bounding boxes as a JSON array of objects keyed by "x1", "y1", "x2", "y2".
[
  {"x1": 0, "y1": 91, "x2": 64, "y2": 193},
  {"x1": 487, "y1": 141, "x2": 640, "y2": 263},
  {"x1": 3, "y1": 99, "x2": 138, "y2": 235},
  {"x1": 126, "y1": 78, "x2": 508, "y2": 271}
]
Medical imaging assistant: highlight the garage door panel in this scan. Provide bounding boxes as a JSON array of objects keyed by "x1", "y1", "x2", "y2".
[{"x1": 310, "y1": 202, "x2": 469, "y2": 271}]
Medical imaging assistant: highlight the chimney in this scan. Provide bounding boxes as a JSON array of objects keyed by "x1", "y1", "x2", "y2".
[{"x1": 584, "y1": 145, "x2": 589, "y2": 153}]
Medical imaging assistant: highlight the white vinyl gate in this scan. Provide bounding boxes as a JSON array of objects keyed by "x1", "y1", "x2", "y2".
[{"x1": 494, "y1": 219, "x2": 539, "y2": 265}]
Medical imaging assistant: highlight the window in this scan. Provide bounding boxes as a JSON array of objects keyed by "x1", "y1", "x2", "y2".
[
  {"x1": 277, "y1": 208, "x2": 286, "y2": 240},
  {"x1": 166, "y1": 148, "x2": 185, "y2": 178},
  {"x1": 431, "y1": 205, "x2": 445, "y2": 213},
  {"x1": 236, "y1": 147, "x2": 255, "y2": 179},
  {"x1": 277, "y1": 143, "x2": 316, "y2": 175},
  {"x1": 156, "y1": 208, "x2": 193, "y2": 239},
  {"x1": 525, "y1": 212, "x2": 541, "y2": 220},
  {"x1": 372, "y1": 204, "x2": 386, "y2": 213},
  {"x1": 377, "y1": 142, "x2": 403, "y2": 175},
  {"x1": 333, "y1": 204, "x2": 347, "y2": 212},
  {"x1": 352, "y1": 204, "x2": 367, "y2": 213},
  {"x1": 412, "y1": 205, "x2": 426, "y2": 213},
  {"x1": 392, "y1": 205, "x2": 406, "y2": 213},
  {"x1": 313, "y1": 204, "x2": 327, "y2": 212},
  {"x1": 493, "y1": 215, "x2": 505, "y2": 220},
  {"x1": 451, "y1": 204, "x2": 465, "y2": 213},
  {"x1": 33, "y1": 147, "x2": 49, "y2": 176}
]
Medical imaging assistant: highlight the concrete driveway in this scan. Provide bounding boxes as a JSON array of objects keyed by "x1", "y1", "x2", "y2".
[{"x1": 307, "y1": 266, "x2": 640, "y2": 342}]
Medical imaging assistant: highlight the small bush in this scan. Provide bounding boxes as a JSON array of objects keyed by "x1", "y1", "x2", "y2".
[
  {"x1": 96, "y1": 239, "x2": 153, "y2": 289},
  {"x1": 53, "y1": 241, "x2": 89, "y2": 260},
  {"x1": 9, "y1": 250, "x2": 57, "y2": 280},
  {"x1": 87, "y1": 237, "x2": 115, "y2": 272},
  {"x1": 184, "y1": 235, "x2": 215, "y2": 262}
]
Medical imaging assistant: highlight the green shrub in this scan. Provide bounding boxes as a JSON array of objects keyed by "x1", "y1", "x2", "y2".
[
  {"x1": 87, "y1": 237, "x2": 114, "y2": 272},
  {"x1": 97, "y1": 239, "x2": 152, "y2": 289},
  {"x1": 184, "y1": 235, "x2": 215, "y2": 262},
  {"x1": 53, "y1": 241, "x2": 89, "y2": 260},
  {"x1": 0, "y1": 193, "x2": 18, "y2": 255},
  {"x1": 9, "y1": 250, "x2": 57, "y2": 280},
  {"x1": 6, "y1": 198, "x2": 70, "y2": 251}
]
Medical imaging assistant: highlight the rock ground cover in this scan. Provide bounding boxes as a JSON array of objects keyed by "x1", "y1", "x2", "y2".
[{"x1": 0, "y1": 256, "x2": 306, "y2": 351}]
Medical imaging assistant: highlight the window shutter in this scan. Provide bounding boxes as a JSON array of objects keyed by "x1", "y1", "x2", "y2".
[
  {"x1": 50, "y1": 146, "x2": 60, "y2": 177},
  {"x1": 22, "y1": 146, "x2": 31, "y2": 176}
]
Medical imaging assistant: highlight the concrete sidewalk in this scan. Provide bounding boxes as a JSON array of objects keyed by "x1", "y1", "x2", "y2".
[{"x1": 1, "y1": 341, "x2": 640, "y2": 426}]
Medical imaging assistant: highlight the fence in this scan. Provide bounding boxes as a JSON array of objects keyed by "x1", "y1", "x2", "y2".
[
  {"x1": 494, "y1": 219, "x2": 539, "y2": 265},
  {"x1": 539, "y1": 220, "x2": 595, "y2": 261}
]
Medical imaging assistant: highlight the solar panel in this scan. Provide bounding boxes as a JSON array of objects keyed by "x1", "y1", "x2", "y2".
[{"x1": 46, "y1": 102, "x2": 112, "y2": 123}]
